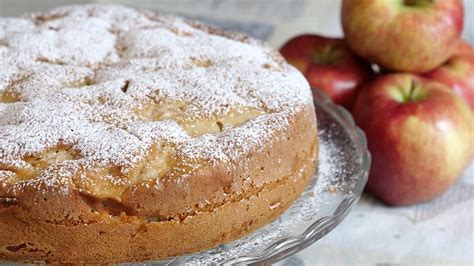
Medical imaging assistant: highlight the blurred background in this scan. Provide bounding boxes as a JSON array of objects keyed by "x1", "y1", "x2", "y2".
[
  {"x1": 0, "y1": 0, "x2": 473, "y2": 48},
  {"x1": 0, "y1": 1, "x2": 473, "y2": 265}
]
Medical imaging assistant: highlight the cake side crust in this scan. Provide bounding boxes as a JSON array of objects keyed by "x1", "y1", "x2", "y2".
[{"x1": 0, "y1": 135, "x2": 317, "y2": 264}]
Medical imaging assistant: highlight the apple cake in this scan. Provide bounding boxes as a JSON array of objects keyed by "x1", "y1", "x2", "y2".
[{"x1": 0, "y1": 4, "x2": 318, "y2": 264}]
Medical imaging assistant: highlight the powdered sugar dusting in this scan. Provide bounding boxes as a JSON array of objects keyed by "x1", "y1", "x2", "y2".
[{"x1": 0, "y1": 4, "x2": 312, "y2": 193}]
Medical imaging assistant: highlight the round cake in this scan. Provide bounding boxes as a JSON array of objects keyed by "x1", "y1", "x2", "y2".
[{"x1": 0, "y1": 5, "x2": 318, "y2": 263}]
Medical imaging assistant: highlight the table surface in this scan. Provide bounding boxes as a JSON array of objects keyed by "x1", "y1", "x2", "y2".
[{"x1": 1, "y1": 1, "x2": 473, "y2": 265}]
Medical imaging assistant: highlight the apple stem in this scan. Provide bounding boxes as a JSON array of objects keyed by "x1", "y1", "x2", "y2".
[
  {"x1": 408, "y1": 80, "x2": 417, "y2": 102},
  {"x1": 404, "y1": 0, "x2": 433, "y2": 6}
]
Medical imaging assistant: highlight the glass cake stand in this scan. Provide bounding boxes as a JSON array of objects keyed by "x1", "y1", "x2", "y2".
[{"x1": 145, "y1": 90, "x2": 371, "y2": 265}]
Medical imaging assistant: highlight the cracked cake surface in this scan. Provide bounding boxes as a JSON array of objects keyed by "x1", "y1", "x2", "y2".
[{"x1": 0, "y1": 4, "x2": 318, "y2": 263}]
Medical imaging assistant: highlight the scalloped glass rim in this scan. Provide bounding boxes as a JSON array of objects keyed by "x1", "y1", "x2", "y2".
[
  {"x1": 228, "y1": 90, "x2": 371, "y2": 264},
  {"x1": 155, "y1": 89, "x2": 371, "y2": 265},
  {"x1": 259, "y1": 89, "x2": 371, "y2": 263}
]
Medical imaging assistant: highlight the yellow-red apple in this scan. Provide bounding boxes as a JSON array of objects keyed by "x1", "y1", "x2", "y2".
[
  {"x1": 352, "y1": 73, "x2": 474, "y2": 205},
  {"x1": 342, "y1": 0, "x2": 464, "y2": 73},
  {"x1": 280, "y1": 34, "x2": 373, "y2": 109},
  {"x1": 453, "y1": 39, "x2": 474, "y2": 57},
  {"x1": 425, "y1": 51, "x2": 474, "y2": 110}
]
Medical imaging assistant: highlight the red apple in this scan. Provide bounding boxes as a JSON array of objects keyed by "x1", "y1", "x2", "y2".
[
  {"x1": 280, "y1": 34, "x2": 373, "y2": 109},
  {"x1": 425, "y1": 51, "x2": 474, "y2": 110},
  {"x1": 341, "y1": 0, "x2": 464, "y2": 73},
  {"x1": 352, "y1": 73, "x2": 474, "y2": 206}
]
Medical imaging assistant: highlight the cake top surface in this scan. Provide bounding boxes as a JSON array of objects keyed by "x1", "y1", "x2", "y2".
[{"x1": 0, "y1": 4, "x2": 312, "y2": 195}]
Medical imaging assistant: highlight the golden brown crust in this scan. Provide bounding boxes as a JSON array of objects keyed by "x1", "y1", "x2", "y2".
[
  {"x1": 0, "y1": 158, "x2": 315, "y2": 264},
  {"x1": 0, "y1": 104, "x2": 317, "y2": 263}
]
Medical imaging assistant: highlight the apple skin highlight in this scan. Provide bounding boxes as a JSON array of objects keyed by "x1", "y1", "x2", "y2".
[{"x1": 352, "y1": 74, "x2": 474, "y2": 206}]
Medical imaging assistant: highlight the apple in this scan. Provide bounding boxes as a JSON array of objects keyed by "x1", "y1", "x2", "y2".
[
  {"x1": 280, "y1": 34, "x2": 373, "y2": 109},
  {"x1": 425, "y1": 51, "x2": 474, "y2": 110},
  {"x1": 341, "y1": 0, "x2": 464, "y2": 73},
  {"x1": 352, "y1": 73, "x2": 474, "y2": 206},
  {"x1": 453, "y1": 39, "x2": 474, "y2": 57}
]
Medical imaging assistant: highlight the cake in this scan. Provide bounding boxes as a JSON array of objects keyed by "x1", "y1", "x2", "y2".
[{"x1": 0, "y1": 5, "x2": 318, "y2": 263}]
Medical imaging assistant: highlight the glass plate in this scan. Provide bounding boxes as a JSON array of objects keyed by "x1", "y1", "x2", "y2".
[{"x1": 146, "y1": 90, "x2": 371, "y2": 265}]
